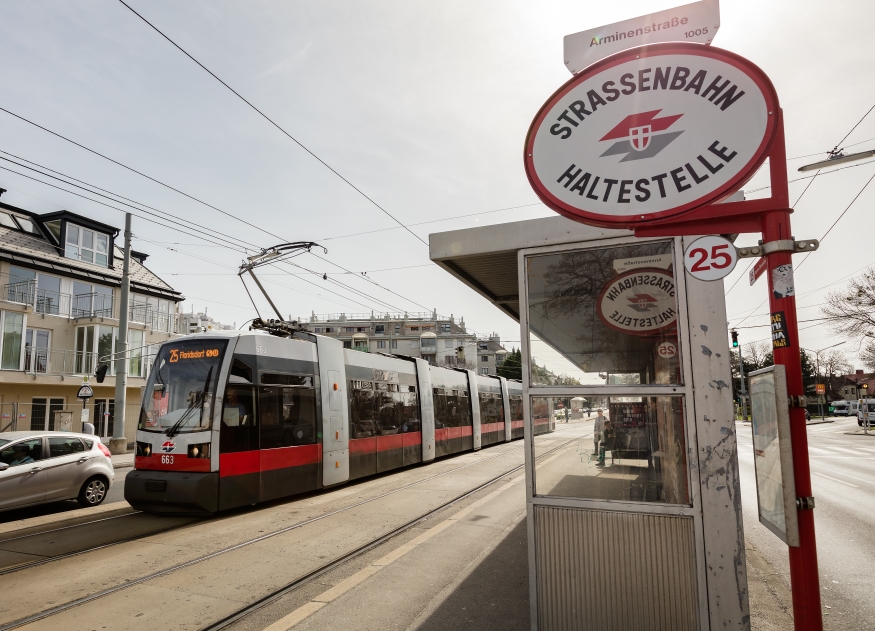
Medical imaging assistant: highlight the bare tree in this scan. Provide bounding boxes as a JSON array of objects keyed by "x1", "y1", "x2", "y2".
[
  {"x1": 860, "y1": 342, "x2": 875, "y2": 372},
  {"x1": 819, "y1": 349, "x2": 851, "y2": 378},
  {"x1": 743, "y1": 341, "x2": 772, "y2": 370},
  {"x1": 822, "y1": 268, "x2": 875, "y2": 339}
]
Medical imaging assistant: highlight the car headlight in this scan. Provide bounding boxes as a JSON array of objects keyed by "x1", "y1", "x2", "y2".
[
  {"x1": 136, "y1": 441, "x2": 152, "y2": 457},
  {"x1": 187, "y1": 443, "x2": 211, "y2": 459}
]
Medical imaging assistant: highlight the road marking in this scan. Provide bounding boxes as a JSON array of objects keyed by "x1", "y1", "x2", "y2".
[
  {"x1": 261, "y1": 464, "x2": 536, "y2": 631},
  {"x1": 811, "y1": 467, "x2": 873, "y2": 485},
  {"x1": 822, "y1": 446, "x2": 871, "y2": 455},
  {"x1": 811, "y1": 472, "x2": 859, "y2": 487}
]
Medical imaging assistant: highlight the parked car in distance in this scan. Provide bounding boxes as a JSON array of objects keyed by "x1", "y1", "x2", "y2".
[{"x1": 0, "y1": 431, "x2": 115, "y2": 512}]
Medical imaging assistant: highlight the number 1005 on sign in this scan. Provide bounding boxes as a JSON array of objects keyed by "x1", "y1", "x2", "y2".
[{"x1": 683, "y1": 236, "x2": 739, "y2": 282}]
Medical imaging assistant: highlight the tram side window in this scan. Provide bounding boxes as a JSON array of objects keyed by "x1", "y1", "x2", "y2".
[
  {"x1": 377, "y1": 386, "x2": 401, "y2": 435},
  {"x1": 479, "y1": 392, "x2": 502, "y2": 424},
  {"x1": 349, "y1": 381, "x2": 377, "y2": 438},
  {"x1": 259, "y1": 386, "x2": 317, "y2": 448},
  {"x1": 433, "y1": 388, "x2": 447, "y2": 429},
  {"x1": 510, "y1": 395, "x2": 524, "y2": 422},
  {"x1": 220, "y1": 385, "x2": 258, "y2": 453},
  {"x1": 456, "y1": 391, "x2": 471, "y2": 426},
  {"x1": 399, "y1": 386, "x2": 420, "y2": 433}
]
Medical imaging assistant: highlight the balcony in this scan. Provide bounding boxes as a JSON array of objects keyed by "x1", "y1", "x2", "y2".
[{"x1": 2, "y1": 276, "x2": 179, "y2": 333}]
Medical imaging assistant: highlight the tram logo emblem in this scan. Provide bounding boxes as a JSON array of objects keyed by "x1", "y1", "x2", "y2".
[
  {"x1": 161, "y1": 441, "x2": 176, "y2": 453},
  {"x1": 627, "y1": 293, "x2": 659, "y2": 313},
  {"x1": 599, "y1": 110, "x2": 684, "y2": 162}
]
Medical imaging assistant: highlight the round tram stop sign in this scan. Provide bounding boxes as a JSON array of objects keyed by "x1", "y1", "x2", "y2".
[{"x1": 524, "y1": 43, "x2": 779, "y2": 228}]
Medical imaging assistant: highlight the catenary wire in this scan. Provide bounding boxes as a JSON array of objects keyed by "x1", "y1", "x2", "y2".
[
  {"x1": 0, "y1": 106, "x2": 287, "y2": 243},
  {"x1": 117, "y1": 0, "x2": 428, "y2": 247}
]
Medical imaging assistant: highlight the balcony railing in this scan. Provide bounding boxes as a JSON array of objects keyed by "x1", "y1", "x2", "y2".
[
  {"x1": 23, "y1": 347, "x2": 156, "y2": 377},
  {"x1": 2, "y1": 275, "x2": 180, "y2": 333}
]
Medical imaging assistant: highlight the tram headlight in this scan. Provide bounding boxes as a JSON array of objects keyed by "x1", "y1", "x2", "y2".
[
  {"x1": 136, "y1": 442, "x2": 152, "y2": 457},
  {"x1": 187, "y1": 443, "x2": 211, "y2": 459}
]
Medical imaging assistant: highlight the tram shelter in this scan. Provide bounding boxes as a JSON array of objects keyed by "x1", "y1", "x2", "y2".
[{"x1": 430, "y1": 215, "x2": 748, "y2": 630}]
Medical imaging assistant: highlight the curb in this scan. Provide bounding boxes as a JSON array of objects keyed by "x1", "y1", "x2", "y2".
[{"x1": 113, "y1": 461, "x2": 134, "y2": 470}]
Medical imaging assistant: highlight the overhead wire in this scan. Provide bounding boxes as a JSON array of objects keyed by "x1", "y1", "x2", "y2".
[
  {"x1": 117, "y1": 0, "x2": 428, "y2": 247},
  {"x1": 0, "y1": 106, "x2": 286, "y2": 243}
]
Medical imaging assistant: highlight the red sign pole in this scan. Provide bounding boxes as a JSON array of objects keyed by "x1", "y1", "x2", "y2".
[{"x1": 762, "y1": 112, "x2": 823, "y2": 631}]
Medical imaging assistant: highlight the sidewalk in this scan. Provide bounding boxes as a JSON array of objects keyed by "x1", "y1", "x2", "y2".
[{"x1": 110, "y1": 452, "x2": 134, "y2": 469}]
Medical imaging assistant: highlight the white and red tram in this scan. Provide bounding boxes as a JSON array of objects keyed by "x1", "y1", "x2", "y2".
[{"x1": 125, "y1": 329, "x2": 545, "y2": 514}]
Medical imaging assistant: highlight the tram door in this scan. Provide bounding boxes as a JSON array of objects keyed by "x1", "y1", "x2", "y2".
[
  {"x1": 467, "y1": 369, "x2": 482, "y2": 450},
  {"x1": 521, "y1": 236, "x2": 747, "y2": 631},
  {"x1": 316, "y1": 336, "x2": 349, "y2": 487},
  {"x1": 414, "y1": 358, "x2": 436, "y2": 463},
  {"x1": 499, "y1": 377, "x2": 512, "y2": 442}
]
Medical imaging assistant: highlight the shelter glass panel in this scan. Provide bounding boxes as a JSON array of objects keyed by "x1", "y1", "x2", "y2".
[
  {"x1": 526, "y1": 242, "x2": 681, "y2": 386},
  {"x1": 532, "y1": 396, "x2": 689, "y2": 505}
]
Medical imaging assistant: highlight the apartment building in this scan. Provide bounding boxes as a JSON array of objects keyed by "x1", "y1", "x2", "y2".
[
  {"x1": 299, "y1": 312, "x2": 508, "y2": 374},
  {"x1": 179, "y1": 308, "x2": 235, "y2": 335},
  {"x1": 0, "y1": 199, "x2": 184, "y2": 444}
]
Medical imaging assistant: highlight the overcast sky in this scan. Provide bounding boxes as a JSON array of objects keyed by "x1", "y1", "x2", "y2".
[{"x1": 2, "y1": 0, "x2": 873, "y2": 376}]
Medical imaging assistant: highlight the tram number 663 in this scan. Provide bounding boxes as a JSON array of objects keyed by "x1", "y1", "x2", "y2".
[
  {"x1": 683, "y1": 236, "x2": 739, "y2": 282},
  {"x1": 161, "y1": 455, "x2": 174, "y2": 464}
]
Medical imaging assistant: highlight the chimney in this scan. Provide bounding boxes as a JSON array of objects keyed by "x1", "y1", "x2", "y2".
[{"x1": 857, "y1": 369, "x2": 864, "y2": 376}]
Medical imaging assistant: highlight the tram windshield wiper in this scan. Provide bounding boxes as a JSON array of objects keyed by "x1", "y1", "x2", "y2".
[{"x1": 165, "y1": 367, "x2": 213, "y2": 438}]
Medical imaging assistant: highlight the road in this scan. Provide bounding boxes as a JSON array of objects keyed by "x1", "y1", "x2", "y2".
[
  {"x1": 737, "y1": 417, "x2": 875, "y2": 631},
  {"x1": 0, "y1": 467, "x2": 131, "y2": 524}
]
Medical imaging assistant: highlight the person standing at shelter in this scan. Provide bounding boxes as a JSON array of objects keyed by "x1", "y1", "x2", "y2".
[{"x1": 592, "y1": 408, "x2": 606, "y2": 455}]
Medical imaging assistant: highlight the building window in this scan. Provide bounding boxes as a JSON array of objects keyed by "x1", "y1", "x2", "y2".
[
  {"x1": 344, "y1": 327, "x2": 355, "y2": 333},
  {"x1": 314, "y1": 327, "x2": 323, "y2": 333},
  {"x1": 343, "y1": 341, "x2": 352, "y2": 349},
  {"x1": 478, "y1": 343, "x2": 487, "y2": 350},
  {"x1": 357, "y1": 327, "x2": 366, "y2": 333},
  {"x1": 444, "y1": 339, "x2": 453, "y2": 348},
  {"x1": 31, "y1": 397, "x2": 65, "y2": 431},
  {"x1": 421, "y1": 337, "x2": 436, "y2": 349},
  {"x1": 440, "y1": 323, "x2": 451, "y2": 333},
  {"x1": 377, "y1": 340, "x2": 386, "y2": 348},
  {"x1": 375, "y1": 324, "x2": 385, "y2": 334},
  {"x1": 391, "y1": 340, "x2": 398, "y2": 349},
  {"x1": 24, "y1": 328, "x2": 50, "y2": 373},
  {"x1": 394, "y1": 325, "x2": 401, "y2": 334},
  {"x1": 0, "y1": 311, "x2": 24, "y2": 370},
  {"x1": 129, "y1": 329, "x2": 144, "y2": 377},
  {"x1": 73, "y1": 282, "x2": 113, "y2": 318},
  {"x1": 65, "y1": 223, "x2": 110, "y2": 267},
  {"x1": 481, "y1": 355, "x2": 489, "y2": 362},
  {"x1": 480, "y1": 368, "x2": 488, "y2": 375},
  {"x1": 409, "y1": 326, "x2": 419, "y2": 332},
  {"x1": 325, "y1": 327, "x2": 333, "y2": 333},
  {"x1": 93, "y1": 399, "x2": 115, "y2": 437}
]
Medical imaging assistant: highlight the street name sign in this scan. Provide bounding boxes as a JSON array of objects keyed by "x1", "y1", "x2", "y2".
[
  {"x1": 749, "y1": 256, "x2": 768, "y2": 286},
  {"x1": 524, "y1": 43, "x2": 778, "y2": 228},
  {"x1": 683, "y1": 235, "x2": 738, "y2": 280},
  {"x1": 564, "y1": 0, "x2": 720, "y2": 75}
]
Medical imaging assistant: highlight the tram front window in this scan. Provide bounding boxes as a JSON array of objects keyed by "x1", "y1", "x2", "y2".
[{"x1": 139, "y1": 340, "x2": 228, "y2": 434}]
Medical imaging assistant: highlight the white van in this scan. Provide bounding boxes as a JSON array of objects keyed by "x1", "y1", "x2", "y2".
[
  {"x1": 848, "y1": 400, "x2": 860, "y2": 418},
  {"x1": 832, "y1": 401, "x2": 850, "y2": 416},
  {"x1": 857, "y1": 399, "x2": 875, "y2": 427}
]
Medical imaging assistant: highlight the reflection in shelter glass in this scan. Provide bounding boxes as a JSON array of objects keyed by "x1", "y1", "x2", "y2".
[
  {"x1": 526, "y1": 242, "x2": 681, "y2": 386},
  {"x1": 533, "y1": 396, "x2": 689, "y2": 504}
]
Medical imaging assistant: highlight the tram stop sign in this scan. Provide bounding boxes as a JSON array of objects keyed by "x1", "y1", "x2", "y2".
[{"x1": 524, "y1": 42, "x2": 778, "y2": 228}]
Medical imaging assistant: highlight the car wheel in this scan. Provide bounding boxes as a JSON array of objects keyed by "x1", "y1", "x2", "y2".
[{"x1": 78, "y1": 476, "x2": 108, "y2": 507}]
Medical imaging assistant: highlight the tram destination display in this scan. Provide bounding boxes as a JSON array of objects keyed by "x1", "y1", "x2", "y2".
[{"x1": 524, "y1": 42, "x2": 778, "y2": 228}]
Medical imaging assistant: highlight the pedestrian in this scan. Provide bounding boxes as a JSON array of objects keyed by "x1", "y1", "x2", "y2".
[
  {"x1": 564, "y1": 407, "x2": 569, "y2": 423},
  {"x1": 592, "y1": 408, "x2": 605, "y2": 456}
]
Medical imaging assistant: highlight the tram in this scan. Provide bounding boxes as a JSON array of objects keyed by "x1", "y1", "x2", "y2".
[{"x1": 125, "y1": 325, "x2": 544, "y2": 515}]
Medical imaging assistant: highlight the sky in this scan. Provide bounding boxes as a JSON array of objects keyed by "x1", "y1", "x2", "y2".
[{"x1": 1, "y1": 0, "x2": 874, "y2": 378}]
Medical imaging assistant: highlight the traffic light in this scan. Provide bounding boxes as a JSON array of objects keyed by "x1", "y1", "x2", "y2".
[
  {"x1": 95, "y1": 363, "x2": 109, "y2": 383},
  {"x1": 731, "y1": 330, "x2": 739, "y2": 348}
]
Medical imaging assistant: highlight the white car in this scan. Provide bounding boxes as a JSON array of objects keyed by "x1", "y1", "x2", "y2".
[{"x1": 0, "y1": 431, "x2": 115, "y2": 512}]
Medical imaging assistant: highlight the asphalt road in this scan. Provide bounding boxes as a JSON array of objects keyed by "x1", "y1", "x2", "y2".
[
  {"x1": 736, "y1": 417, "x2": 875, "y2": 631},
  {"x1": 0, "y1": 466, "x2": 131, "y2": 524}
]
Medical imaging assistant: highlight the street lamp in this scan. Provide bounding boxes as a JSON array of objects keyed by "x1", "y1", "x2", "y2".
[
  {"x1": 798, "y1": 148, "x2": 875, "y2": 172},
  {"x1": 801, "y1": 341, "x2": 846, "y2": 421}
]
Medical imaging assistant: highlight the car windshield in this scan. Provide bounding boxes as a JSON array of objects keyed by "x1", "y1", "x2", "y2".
[
  {"x1": 0, "y1": 439, "x2": 9, "y2": 448},
  {"x1": 139, "y1": 339, "x2": 228, "y2": 434}
]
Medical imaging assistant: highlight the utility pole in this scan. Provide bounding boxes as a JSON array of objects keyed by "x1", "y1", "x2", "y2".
[{"x1": 110, "y1": 213, "x2": 131, "y2": 455}]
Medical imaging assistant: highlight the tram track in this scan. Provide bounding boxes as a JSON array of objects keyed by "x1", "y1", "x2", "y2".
[
  {"x1": 0, "y1": 437, "x2": 570, "y2": 631},
  {"x1": 204, "y1": 437, "x2": 575, "y2": 631},
  {"x1": 0, "y1": 440, "x2": 528, "y2": 580}
]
